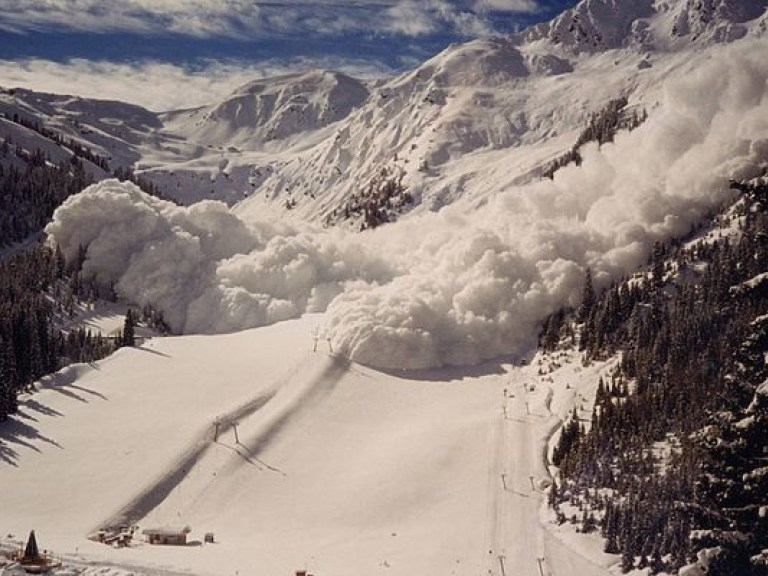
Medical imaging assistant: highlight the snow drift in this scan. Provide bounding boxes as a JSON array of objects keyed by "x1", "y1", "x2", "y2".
[{"x1": 45, "y1": 40, "x2": 768, "y2": 369}]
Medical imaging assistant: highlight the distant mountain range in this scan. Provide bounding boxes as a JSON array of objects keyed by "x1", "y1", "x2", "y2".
[{"x1": 1, "y1": 0, "x2": 767, "y2": 228}]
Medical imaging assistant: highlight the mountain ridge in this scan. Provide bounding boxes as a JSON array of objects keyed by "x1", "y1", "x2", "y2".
[{"x1": 1, "y1": 0, "x2": 767, "y2": 223}]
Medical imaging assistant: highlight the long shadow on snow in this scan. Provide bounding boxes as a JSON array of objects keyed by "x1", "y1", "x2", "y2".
[
  {"x1": 0, "y1": 414, "x2": 63, "y2": 467},
  {"x1": 96, "y1": 354, "x2": 350, "y2": 532},
  {"x1": 95, "y1": 390, "x2": 277, "y2": 532},
  {"x1": 36, "y1": 364, "x2": 109, "y2": 403},
  {"x1": 136, "y1": 345, "x2": 171, "y2": 358},
  {"x1": 218, "y1": 442, "x2": 287, "y2": 476},
  {"x1": 239, "y1": 354, "x2": 350, "y2": 460},
  {"x1": 0, "y1": 364, "x2": 111, "y2": 466}
]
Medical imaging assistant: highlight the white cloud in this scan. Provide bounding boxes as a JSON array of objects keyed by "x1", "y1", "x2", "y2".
[
  {"x1": 0, "y1": 0, "x2": 264, "y2": 37},
  {"x1": 386, "y1": 1, "x2": 440, "y2": 36},
  {"x1": 0, "y1": 0, "x2": 542, "y2": 38},
  {"x1": 386, "y1": 0, "x2": 512, "y2": 38},
  {"x1": 45, "y1": 40, "x2": 768, "y2": 370},
  {"x1": 0, "y1": 57, "x2": 395, "y2": 111},
  {"x1": 474, "y1": 0, "x2": 540, "y2": 13}
]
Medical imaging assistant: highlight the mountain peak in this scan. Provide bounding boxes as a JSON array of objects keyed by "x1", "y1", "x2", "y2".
[
  {"x1": 517, "y1": 0, "x2": 768, "y2": 53},
  {"x1": 168, "y1": 68, "x2": 370, "y2": 149}
]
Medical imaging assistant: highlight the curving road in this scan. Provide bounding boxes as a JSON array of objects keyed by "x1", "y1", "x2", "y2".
[{"x1": 484, "y1": 377, "x2": 610, "y2": 576}]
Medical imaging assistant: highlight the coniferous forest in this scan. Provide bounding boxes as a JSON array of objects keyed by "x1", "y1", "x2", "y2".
[
  {"x1": 0, "y1": 131, "x2": 165, "y2": 248},
  {"x1": 0, "y1": 140, "x2": 94, "y2": 247},
  {"x1": 0, "y1": 245, "x2": 118, "y2": 421},
  {"x1": 0, "y1": 128, "x2": 168, "y2": 421},
  {"x1": 546, "y1": 183, "x2": 768, "y2": 575}
]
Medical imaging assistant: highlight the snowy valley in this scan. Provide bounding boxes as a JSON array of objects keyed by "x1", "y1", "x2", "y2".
[{"x1": 2, "y1": 0, "x2": 768, "y2": 575}]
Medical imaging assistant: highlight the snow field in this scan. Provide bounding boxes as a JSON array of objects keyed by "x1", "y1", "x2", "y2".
[
  {"x1": 0, "y1": 317, "x2": 319, "y2": 545},
  {"x1": 1, "y1": 315, "x2": 614, "y2": 576}
]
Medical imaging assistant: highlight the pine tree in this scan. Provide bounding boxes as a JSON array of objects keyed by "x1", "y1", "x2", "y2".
[
  {"x1": 578, "y1": 267, "x2": 596, "y2": 323},
  {"x1": 121, "y1": 308, "x2": 136, "y2": 348}
]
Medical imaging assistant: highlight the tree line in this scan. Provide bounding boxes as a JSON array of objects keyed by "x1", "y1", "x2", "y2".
[
  {"x1": 0, "y1": 239, "x2": 165, "y2": 421},
  {"x1": 2, "y1": 110, "x2": 110, "y2": 171},
  {"x1": 0, "y1": 139, "x2": 94, "y2": 247},
  {"x1": 1, "y1": 111, "x2": 169, "y2": 248}
]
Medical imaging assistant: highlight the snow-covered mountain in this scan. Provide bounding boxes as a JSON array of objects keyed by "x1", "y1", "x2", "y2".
[
  {"x1": 519, "y1": 0, "x2": 768, "y2": 52},
  {"x1": 3, "y1": 3, "x2": 768, "y2": 572},
  {"x1": 2, "y1": 0, "x2": 766, "y2": 370},
  {"x1": 163, "y1": 70, "x2": 370, "y2": 149},
  {"x1": 231, "y1": 0, "x2": 768, "y2": 228},
  {"x1": 2, "y1": 0, "x2": 766, "y2": 225}
]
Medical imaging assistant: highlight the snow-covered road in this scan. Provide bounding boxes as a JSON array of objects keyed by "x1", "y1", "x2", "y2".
[{"x1": 481, "y1": 371, "x2": 611, "y2": 576}]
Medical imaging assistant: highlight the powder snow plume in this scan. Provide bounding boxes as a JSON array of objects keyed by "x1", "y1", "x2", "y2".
[{"x1": 46, "y1": 40, "x2": 768, "y2": 370}]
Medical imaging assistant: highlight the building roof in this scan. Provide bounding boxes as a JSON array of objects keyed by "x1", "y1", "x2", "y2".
[{"x1": 141, "y1": 527, "x2": 188, "y2": 536}]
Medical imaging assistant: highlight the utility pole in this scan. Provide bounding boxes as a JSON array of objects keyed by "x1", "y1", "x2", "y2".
[
  {"x1": 498, "y1": 555, "x2": 507, "y2": 576},
  {"x1": 536, "y1": 557, "x2": 546, "y2": 576},
  {"x1": 500, "y1": 473, "x2": 508, "y2": 491},
  {"x1": 233, "y1": 421, "x2": 240, "y2": 445}
]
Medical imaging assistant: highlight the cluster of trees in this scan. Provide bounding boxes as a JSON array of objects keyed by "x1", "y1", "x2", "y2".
[
  {"x1": 0, "y1": 240, "x2": 158, "y2": 422},
  {"x1": 326, "y1": 166, "x2": 413, "y2": 230},
  {"x1": 0, "y1": 246, "x2": 119, "y2": 420},
  {"x1": 546, "y1": 182, "x2": 768, "y2": 574},
  {"x1": 0, "y1": 139, "x2": 94, "y2": 246},
  {"x1": 1, "y1": 103, "x2": 175, "y2": 247},
  {"x1": 2, "y1": 111, "x2": 110, "y2": 171},
  {"x1": 541, "y1": 96, "x2": 647, "y2": 179}
]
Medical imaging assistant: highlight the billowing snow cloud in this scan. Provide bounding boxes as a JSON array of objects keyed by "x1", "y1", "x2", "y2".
[
  {"x1": 46, "y1": 40, "x2": 768, "y2": 370},
  {"x1": 45, "y1": 182, "x2": 393, "y2": 334}
]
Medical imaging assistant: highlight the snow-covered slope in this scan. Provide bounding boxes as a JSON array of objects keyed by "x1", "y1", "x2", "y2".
[
  {"x1": 0, "y1": 87, "x2": 163, "y2": 169},
  {"x1": 0, "y1": 314, "x2": 615, "y2": 576},
  {"x1": 231, "y1": 0, "x2": 768, "y2": 228},
  {"x1": 163, "y1": 70, "x2": 370, "y2": 150}
]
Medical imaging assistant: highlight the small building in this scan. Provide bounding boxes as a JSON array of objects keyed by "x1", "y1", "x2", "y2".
[{"x1": 141, "y1": 527, "x2": 188, "y2": 546}]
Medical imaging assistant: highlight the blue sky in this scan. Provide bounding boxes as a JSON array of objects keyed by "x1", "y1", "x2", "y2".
[{"x1": 0, "y1": 1, "x2": 578, "y2": 110}]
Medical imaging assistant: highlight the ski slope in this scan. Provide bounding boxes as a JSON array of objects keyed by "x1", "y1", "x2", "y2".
[{"x1": 0, "y1": 315, "x2": 613, "y2": 576}]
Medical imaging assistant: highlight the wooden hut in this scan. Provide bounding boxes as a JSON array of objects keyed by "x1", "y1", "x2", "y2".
[{"x1": 141, "y1": 527, "x2": 189, "y2": 546}]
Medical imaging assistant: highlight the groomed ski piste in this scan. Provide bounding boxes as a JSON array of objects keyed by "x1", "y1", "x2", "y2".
[{"x1": 0, "y1": 314, "x2": 616, "y2": 576}]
